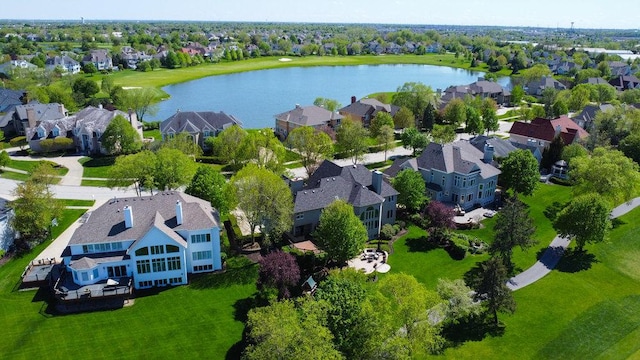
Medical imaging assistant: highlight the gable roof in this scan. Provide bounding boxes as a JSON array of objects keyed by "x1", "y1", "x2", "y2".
[
  {"x1": 469, "y1": 135, "x2": 519, "y2": 159},
  {"x1": 415, "y1": 140, "x2": 501, "y2": 179},
  {"x1": 25, "y1": 106, "x2": 131, "y2": 140},
  {"x1": 275, "y1": 105, "x2": 343, "y2": 127},
  {"x1": 160, "y1": 110, "x2": 242, "y2": 134},
  {"x1": 294, "y1": 160, "x2": 398, "y2": 213},
  {"x1": 527, "y1": 76, "x2": 566, "y2": 92},
  {"x1": 68, "y1": 192, "x2": 220, "y2": 246},
  {"x1": 338, "y1": 98, "x2": 400, "y2": 119},
  {"x1": 509, "y1": 116, "x2": 589, "y2": 144}
]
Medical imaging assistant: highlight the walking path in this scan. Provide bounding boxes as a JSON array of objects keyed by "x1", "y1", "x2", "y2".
[
  {"x1": 3, "y1": 147, "x2": 86, "y2": 186},
  {"x1": 507, "y1": 197, "x2": 640, "y2": 291}
]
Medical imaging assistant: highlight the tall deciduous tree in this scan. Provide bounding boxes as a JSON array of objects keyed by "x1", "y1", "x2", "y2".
[
  {"x1": 401, "y1": 127, "x2": 429, "y2": 156},
  {"x1": 161, "y1": 132, "x2": 202, "y2": 157},
  {"x1": 243, "y1": 299, "x2": 341, "y2": 360},
  {"x1": 257, "y1": 251, "x2": 301, "y2": 299},
  {"x1": 430, "y1": 124, "x2": 456, "y2": 144},
  {"x1": 465, "y1": 106, "x2": 483, "y2": 135},
  {"x1": 473, "y1": 257, "x2": 516, "y2": 326},
  {"x1": 314, "y1": 199, "x2": 367, "y2": 265},
  {"x1": 107, "y1": 150, "x2": 157, "y2": 196},
  {"x1": 490, "y1": 198, "x2": 537, "y2": 272},
  {"x1": 185, "y1": 165, "x2": 230, "y2": 215},
  {"x1": 423, "y1": 201, "x2": 456, "y2": 242},
  {"x1": 286, "y1": 126, "x2": 333, "y2": 176},
  {"x1": 618, "y1": 133, "x2": 640, "y2": 165},
  {"x1": 369, "y1": 112, "x2": 394, "y2": 138},
  {"x1": 116, "y1": 87, "x2": 158, "y2": 122},
  {"x1": 101, "y1": 115, "x2": 143, "y2": 155},
  {"x1": 482, "y1": 98, "x2": 499, "y2": 134},
  {"x1": 9, "y1": 172, "x2": 62, "y2": 249},
  {"x1": 230, "y1": 164, "x2": 293, "y2": 244},
  {"x1": 435, "y1": 279, "x2": 482, "y2": 324},
  {"x1": 313, "y1": 97, "x2": 342, "y2": 112},
  {"x1": 442, "y1": 98, "x2": 467, "y2": 127},
  {"x1": 336, "y1": 117, "x2": 369, "y2": 164},
  {"x1": 154, "y1": 147, "x2": 197, "y2": 191},
  {"x1": 238, "y1": 129, "x2": 287, "y2": 174},
  {"x1": 510, "y1": 85, "x2": 524, "y2": 105},
  {"x1": 569, "y1": 147, "x2": 640, "y2": 206},
  {"x1": 392, "y1": 169, "x2": 427, "y2": 213},
  {"x1": 377, "y1": 125, "x2": 395, "y2": 161},
  {"x1": 500, "y1": 149, "x2": 539, "y2": 196},
  {"x1": 207, "y1": 124, "x2": 248, "y2": 168},
  {"x1": 394, "y1": 106, "x2": 415, "y2": 129},
  {"x1": 392, "y1": 82, "x2": 436, "y2": 123},
  {"x1": 553, "y1": 193, "x2": 611, "y2": 252}
]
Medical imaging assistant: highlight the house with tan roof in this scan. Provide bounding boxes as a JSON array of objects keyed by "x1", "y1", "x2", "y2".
[
  {"x1": 275, "y1": 104, "x2": 343, "y2": 139},
  {"x1": 160, "y1": 110, "x2": 242, "y2": 149},
  {"x1": 59, "y1": 192, "x2": 222, "y2": 292},
  {"x1": 509, "y1": 116, "x2": 589, "y2": 152}
]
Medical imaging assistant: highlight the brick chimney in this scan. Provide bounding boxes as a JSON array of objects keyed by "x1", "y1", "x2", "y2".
[
  {"x1": 26, "y1": 108, "x2": 37, "y2": 129},
  {"x1": 351, "y1": 96, "x2": 356, "y2": 104},
  {"x1": 58, "y1": 104, "x2": 66, "y2": 116}
]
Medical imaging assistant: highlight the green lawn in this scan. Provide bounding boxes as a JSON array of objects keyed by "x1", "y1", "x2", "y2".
[
  {"x1": 6, "y1": 159, "x2": 68, "y2": 177},
  {"x1": 54, "y1": 199, "x2": 96, "y2": 207},
  {"x1": 388, "y1": 183, "x2": 640, "y2": 359},
  {"x1": 0, "y1": 213, "x2": 257, "y2": 360},
  {"x1": 143, "y1": 129, "x2": 162, "y2": 141},
  {"x1": 0, "y1": 170, "x2": 31, "y2": 182},
  {"x1": 79, "y1": 156, "x2": 116, "y2": 178}
]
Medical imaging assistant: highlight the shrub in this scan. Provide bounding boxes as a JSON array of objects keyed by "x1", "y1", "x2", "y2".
[
  {"x1": 10, "y1": 136, "x2": 28, "y2": 150},
  {"x1": 380, "y1": 223, "x2": 397, "y2": 240},
  {"x1": 549, "y1": 176, "x2": 572, "y2": 186}
]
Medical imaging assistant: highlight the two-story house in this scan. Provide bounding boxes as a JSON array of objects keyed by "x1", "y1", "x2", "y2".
[
  {"x1": 338, "y1": 97, "x2": 400, "y2": 128},
  {"x1": 160, "y1": 110, "x2": 242, "y2": 149},
  {"x1": 61, "y1": 192, "x2": 223, "y2": 290},
  {"x1": 45, "y1": 55, "x2": 81, "y2": 74},
  {"x1": 26, "y1": 105, "x2": 143, "y2": 154},
  {"x1": 509, "y1": 116, "x2": 589, "y2": 152},
  {"x1": 3, "y1": 101, "x2": 67, "y2": 136},
  {"x1": 82, "y1": 49, "x2": 114, "y2": 71},
  {"x1": 385, "y1": 140, "x2": 501, "y2": 211},
  {"x1": 441, "y1": 79, "x2": 512, "y2": 107},
  {"x1": 288, "y1": 160, "x2": 398, "y2": 239},
  {"x1": 275, "y1": 105, "x2": 343, "y2": 139}
]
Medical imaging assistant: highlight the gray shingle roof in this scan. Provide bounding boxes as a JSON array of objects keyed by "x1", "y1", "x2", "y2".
[
  {"x1": 69, "y1": 192, "x2": 220, "y2": 246},
  {"x1": 25, "y1": 106, "x2": 130, "y2": 140},
  {"x1": 15, "y1": 101, "x2": 66, "y2": 122},
  {"x1": 160, "y1": 111, "x2": 242, "y2": 134},
  {"x1": 470, "y1": 135, "x2": 519, "y2": 159},
  {"x1": 339, "y1": 98, "x2": 399, "y2": 119},
  {"x1": 416, "y1": 140, "x2": 500, "y2": 179},
  {"x1": 294, "y1": 160, "x2": 398, "y2": 213},
  {"x1": 0, "y1": 89, "x2": 24, "y2": 113},
  {"x1": 275, "y1": 105, "x2": 343, "y2": 127},
  {"x1": 69, "y1": 252, "x2": 128, "y2": 270}
]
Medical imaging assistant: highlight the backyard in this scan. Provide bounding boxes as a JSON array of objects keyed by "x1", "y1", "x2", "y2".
[{"x1": 1, "y1": 183, "x2": 640, "y2": 358}]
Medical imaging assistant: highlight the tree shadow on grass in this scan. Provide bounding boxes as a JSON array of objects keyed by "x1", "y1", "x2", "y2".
[
  {"x1": 611, "y1": 217, "x2": 626, "y2": 229},
  {"x1": 535, "y1": 245, "x2": 567, "y2": 270},
  {"x1": 555, "y1": 248, "x2": 598, "y2": 273},
  {"x1": 442, "y1": 313, "x2": 506, "y2": 347},
  {"x1": 189, "y1": 263, "x2": 258, "y2": 290},
  {"x1": 405, "y1": 236, "x2": 439, "y2": 253}
]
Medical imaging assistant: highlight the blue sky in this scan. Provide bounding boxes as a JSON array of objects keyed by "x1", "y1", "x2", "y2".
[{"x1": 3, "y1": 0, "x2": 640, "y2": 29}]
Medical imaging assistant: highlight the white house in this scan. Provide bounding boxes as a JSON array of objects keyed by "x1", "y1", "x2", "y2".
[{"x1": 61, "y1": 192, "x2": 222, "y2": 290}]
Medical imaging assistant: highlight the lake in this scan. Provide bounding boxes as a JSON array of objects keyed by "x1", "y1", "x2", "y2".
[{"x1": 155, "y1": 64, "x2": 511, "y2": 129}]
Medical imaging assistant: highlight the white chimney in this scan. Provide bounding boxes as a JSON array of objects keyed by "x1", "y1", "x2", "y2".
[
  {"x1": 123, "y1": 205, "x2": 133, "y2": 228},
  {"x1": 372, "y1": 170, "x2": 383, "y2": 195},
  {"x1": 176, "y1": 200, "x2": 183, "y2": 225}
]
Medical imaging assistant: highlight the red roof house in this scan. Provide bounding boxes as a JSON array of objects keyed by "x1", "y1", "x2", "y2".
[{"x1": 509, "y1": 116, "x2": 588, "y2": 150}]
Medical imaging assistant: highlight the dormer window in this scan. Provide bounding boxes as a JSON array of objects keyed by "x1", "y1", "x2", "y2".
[
  {"x1": 37, "y1": 127, "x2": 45, "y2": 138},
  {"x1": 52, "y1": 126, "x2": 60, "y2": 137}
]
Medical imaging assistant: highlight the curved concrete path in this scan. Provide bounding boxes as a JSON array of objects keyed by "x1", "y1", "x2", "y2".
[
  {"x1": 3, "y1": 147, "x2": 86, "y2": 186},
  {"x1": 508, "y1": 197, "x2": 640, "y2": 291}
]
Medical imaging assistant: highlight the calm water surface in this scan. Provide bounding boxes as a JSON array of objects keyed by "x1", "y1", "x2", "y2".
[{"x1": 155, "y1": 64, "x2": 511, "y2": 128}]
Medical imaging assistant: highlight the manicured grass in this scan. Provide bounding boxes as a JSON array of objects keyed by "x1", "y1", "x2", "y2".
[
  {"x1": 143, "y1": 129, "x2": 162, "y2": 141},
  {"x1": 284, "y1": 149, "x2": 302, "y2": 162},
  {"x1": 80, "y1": 179, "x2": 111, "y2": 187},
  {"x1": 389, "y1": 185, "x2": 640, "y2": 359},
  {"x1": 79, "y1": 156, "x2": 116, "y2": 178},
  {"x1": 6, "y1": 159, "x2": 68, "y2": 176},
  {"x1": 0, "y1": 169, "x2": 31, "y2": 181},
  {"x1": 0, "y1": 227, "x2": 257, "y2": 360},
  {"x1": 54, "y1": 199, "x2": 96, "y2": 207},
  {"x1": 103, "y1": 54, "x2": 506, "y2": 90}
]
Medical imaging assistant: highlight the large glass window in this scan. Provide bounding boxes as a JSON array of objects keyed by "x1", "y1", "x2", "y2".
[
  {"x1": 136, "y1": 259, "x2": 151, "y2": 274},
  {"x1": 93, "y1": 268, "x2": 99, "y2": 279},
  {"x1": 135, "y1": 247, "x2": 149, "y2": 256},
  {"x1": 192, "y1": 251, "x2": 212, "y2": 261},
  {"x1": 167, "y1": 256, "x2": 181, "y2": 271},
  {"x1": 151, "y1": 245, "x2": 164, "y2": 255},
  {"x1": 191, "y1": 234, "x2": 211, "y2": 243},
  {"x1": 152, "y1": 258, "x2": 166, "y2": 272},
  {"x1": 166, "y1": 244, "x2": 180, "y2": 253}
]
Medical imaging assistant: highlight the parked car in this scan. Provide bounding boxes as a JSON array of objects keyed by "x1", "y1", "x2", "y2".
[{"x1": 483, "y1": 210, "x2": 496, "y2": 218}]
